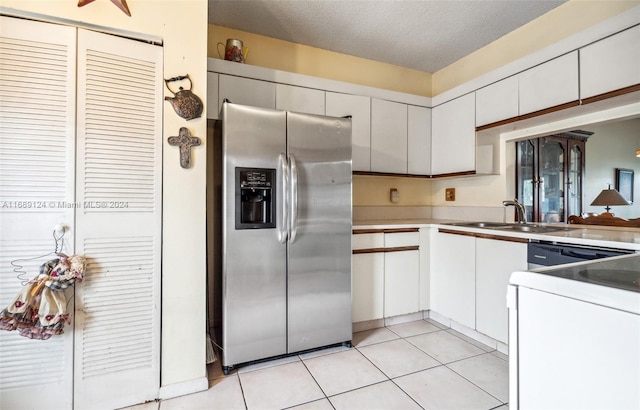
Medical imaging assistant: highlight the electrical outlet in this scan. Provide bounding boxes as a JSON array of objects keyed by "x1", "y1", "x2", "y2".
[
  {"x1": 445, "y1": 188, "x2": 455, "y2": 201},
  {"x1": 390, "y1": 188, "x2": 400, "y2": 203}
]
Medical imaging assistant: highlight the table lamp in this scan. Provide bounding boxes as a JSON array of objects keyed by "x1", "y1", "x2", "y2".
[{"x1": 590, "y1": 184, "x2": 630, "y2": 214}]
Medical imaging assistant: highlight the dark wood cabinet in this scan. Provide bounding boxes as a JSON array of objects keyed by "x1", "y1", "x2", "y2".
[{"x1": 516, "y1": 131, "x2": 591, "y2": 223}]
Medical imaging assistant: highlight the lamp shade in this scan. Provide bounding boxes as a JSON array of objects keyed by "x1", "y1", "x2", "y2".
[{"x1": 591, "y1": 186, "x2": 630, "y2": 212}]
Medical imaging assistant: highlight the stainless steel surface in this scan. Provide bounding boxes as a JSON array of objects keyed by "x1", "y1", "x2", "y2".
[
  {"x1": 222, "y1": 104, "x2": 287, "y2": 367},
  {"x1": 289, "y1": 153, "x2": 299, "y2": 244},
  {"x1": 446, "y1": 221, "x2": 572, "y2": 233},
  {"x1": 277, "y1": 153, "x2": 288, "y2": 244},
  {"x1": 221, "y1": 103, "x2": 352, "y2": 370},
  {"x1": 286, "y1": 111, "x2": 352, "y2": 353},
  {"x1": 502, "y1": 199, "x2": 527, "y2": 223},
  {"x1": 527, "y1": 241, "x2": 634, "y2": 270}
]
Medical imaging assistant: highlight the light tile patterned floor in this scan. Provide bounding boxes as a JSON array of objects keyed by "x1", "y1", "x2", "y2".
[{"x1": 126, "y1": 319, "x2": 509, "y2": 410}]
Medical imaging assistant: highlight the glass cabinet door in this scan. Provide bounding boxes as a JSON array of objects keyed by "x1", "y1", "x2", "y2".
[
  {"x1": 567, "y1": 139, "x2": 585, "y2": 219},
  {"x1": 540, "y1": 137, "x2": 566, "y2": 223},
  {"x1": 516, "y1": 140, "x2": 537, "y2": 222},
  {"x1": 516, "y1": 133, "x2": 588, "y2": 224}
]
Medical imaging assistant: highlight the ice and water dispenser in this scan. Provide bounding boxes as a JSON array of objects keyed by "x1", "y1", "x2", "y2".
[{"x1": 235, "y1": 168, "x2": 276, "y2": 229}]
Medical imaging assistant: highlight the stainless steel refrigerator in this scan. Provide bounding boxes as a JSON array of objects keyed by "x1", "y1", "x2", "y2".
[{"x1": 218, "y1": 102, "x2": 352, "y2": 374}]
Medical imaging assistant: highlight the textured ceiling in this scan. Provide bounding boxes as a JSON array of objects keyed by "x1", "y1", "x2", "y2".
[{"x1": 209, "y1": 0, "x2": 567, "y2": 73}]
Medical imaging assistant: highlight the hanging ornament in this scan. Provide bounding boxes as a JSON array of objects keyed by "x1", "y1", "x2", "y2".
[
  {"x1": 164, "y1": 75, "x2": 204, "y2": 121},
  {"x1": 168, "y1": 127, "x2": 201, "y2": 169},
  {"x1": 78, "y1": 0, "x2": 132, "y2": 17},
  {"x1": 0, "y1": 254, "x2": 87, "y2": 340}
]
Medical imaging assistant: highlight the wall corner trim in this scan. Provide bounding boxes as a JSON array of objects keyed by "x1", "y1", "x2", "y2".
[{"x1": 159, "y1": 377, "x2": 209, "y2": 400}]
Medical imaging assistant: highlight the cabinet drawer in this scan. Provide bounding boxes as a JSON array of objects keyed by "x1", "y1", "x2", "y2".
[
  {"x1": 384, "y1": 231, "x2": 420, "y2": 248},
  {"x1": 352, "y1": 232, "x2": 384, "y2": 250}
]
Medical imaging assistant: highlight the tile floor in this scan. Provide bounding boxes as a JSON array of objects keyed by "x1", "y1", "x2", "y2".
[{"x1": 128, "y1": 319, "x2": 509, "y2": 410}]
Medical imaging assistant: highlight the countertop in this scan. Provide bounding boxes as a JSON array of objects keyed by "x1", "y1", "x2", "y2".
[
  {"x1": 510, "y1": 254, "x2": 640, "y2": 314},
  {"x1": 352, "y1": 218, "x2": 640, "y2": 251}
]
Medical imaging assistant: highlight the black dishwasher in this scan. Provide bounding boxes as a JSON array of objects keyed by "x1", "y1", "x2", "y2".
[{"x1": 527, "y1": 241, "x2": 635, "y2": 269}]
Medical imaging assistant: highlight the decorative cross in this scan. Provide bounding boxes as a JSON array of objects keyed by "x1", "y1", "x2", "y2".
[{"x1": 168, "y1": 127, "x2": 201, "y2": 169}]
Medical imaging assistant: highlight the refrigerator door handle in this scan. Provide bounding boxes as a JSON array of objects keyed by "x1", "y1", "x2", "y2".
[
  {"x1": 278, "y1": 153, "x2": 289, "y2": 244},
  {"x1": 289, "y1": 153, "x2": 299, "y2": 244}
]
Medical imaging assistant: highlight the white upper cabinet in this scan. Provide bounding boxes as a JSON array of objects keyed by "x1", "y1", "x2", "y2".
[
  {"x1": 371, "y1": 99, "x2": 408, "y2": 174},
  {"x1": 431, "y1": 93, "x2": 475, "y2": 175},
  {"x1": 519, "y1": 51, "x2": 579, "y2": 115},
  {"x1": 276, "y1": 83, "x2": 325, "y2": 115},
  {"x1": 218, "y1": 74, "x2": 276, "y2": 114},
  {"x1": 579, "y1": 25, "x2": 640, "y2": 100},
  {"x1": 326, "y1": 92, "x2": 371, "y2": 172},
  {"x1": 207, "y1": 72, "x2": 219, "y2": 119},
  {"x1": 407, "y1": 105, "x2": 432, "y2": 175},
  {"x1": 475, "y1": 75, "x2": 519, "y2": 127}
]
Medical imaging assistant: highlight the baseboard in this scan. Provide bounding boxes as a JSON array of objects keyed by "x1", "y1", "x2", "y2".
[{"x1": 159, "y1": 377, "x2": 209, "y2": 400}]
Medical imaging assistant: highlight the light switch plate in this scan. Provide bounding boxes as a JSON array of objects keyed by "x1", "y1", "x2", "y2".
[
  {"x1": 390, "y1": 188, "x2": 400, "y2": 203},
  {"x1": 445, "y1": 188, "x2": 455, "y2": 201}
]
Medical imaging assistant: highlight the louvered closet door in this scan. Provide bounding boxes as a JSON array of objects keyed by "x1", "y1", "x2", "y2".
[
  {"x1": 0, "y1": 17, "x2": 76, "y2": 410},
  {"x1": 74, "y1": 29, "x2": 162, "y2": 410}
]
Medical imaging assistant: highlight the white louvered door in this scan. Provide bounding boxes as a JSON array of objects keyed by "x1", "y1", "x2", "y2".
[
  {"x1": 1, "y1": 16, "x2": 162, "y2": 410},
  {"x1": 73, "y1": 29, "x2": 162, "y2": 410},
  {"x1": 0, "y1": 17, "x2": 76, "y2": 410}
]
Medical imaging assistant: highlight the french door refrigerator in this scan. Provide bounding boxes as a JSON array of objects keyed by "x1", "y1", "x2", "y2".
[{"x1": 220, "y1": 102, "x2": 352, "y2": 374}]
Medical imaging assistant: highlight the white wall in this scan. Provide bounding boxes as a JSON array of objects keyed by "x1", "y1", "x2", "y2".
[
  {"x1": 584, "y1": 119, "x2": 640, "y2": 219},
  {"x1": 0, "y1": 0, "x2": 208, "y2": 392}
]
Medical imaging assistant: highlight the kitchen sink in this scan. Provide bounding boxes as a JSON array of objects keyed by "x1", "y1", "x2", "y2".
[
  {"x1": 504, "y1": 224, "x2": 573, "y2": 233},
  {"x1": 448, "y1": 221, "x2": 514, "y2": 228},
  {"x1": 446, "y1": 221, "x2": 573, "y2": 233}
]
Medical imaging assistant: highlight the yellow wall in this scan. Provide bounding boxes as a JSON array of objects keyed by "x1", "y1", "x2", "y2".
[
  {"x1": 209, "y1": 25, "x2": 432, "y2": 97},
  {"x1": 2, "y1": 0, "x2": 208, "y2": 389},
  {"x1": 353, "y1": 176, "x2": 432, "y2": 206},
  {"x1": 432, "y1": 0, "x2": 638, "y2": 95}
]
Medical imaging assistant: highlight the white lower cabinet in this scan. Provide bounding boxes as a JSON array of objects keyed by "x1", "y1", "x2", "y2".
[
  {"x1": 352, "y1": 228, "x2": 422, "y2": 322},
  {"x1": 431, "y1": 230, "x2": 476, "y2": 328},
  {"x1": 475, "y1": 238, "x2": 527, "y2": 343},
  {"x1": 352, "y1": 252, "x2": 385, "y2": 322}
]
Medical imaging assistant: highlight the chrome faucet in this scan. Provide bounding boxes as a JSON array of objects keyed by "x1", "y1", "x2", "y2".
[{"x1": 503, "y1": 199, "x2": 527, "y2": 224}]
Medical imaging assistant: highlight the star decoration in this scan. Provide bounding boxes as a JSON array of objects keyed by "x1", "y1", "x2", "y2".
[{"x1": 78, "y1": 0, "x2": 132, "y2": 17}]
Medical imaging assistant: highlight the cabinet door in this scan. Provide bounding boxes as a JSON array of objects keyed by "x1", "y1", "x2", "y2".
[
  {"x1": 384, "y1": 250, "x2": 420, "y2": 317},
  {"x1": 0, "y1": 16, "x2": 76, "y2": 410},
  {"x1": 326, "y1": 92, "x2": 371, "y2": 172},
  {"x1": 430, "y1": 231, "x2": 475, "y2": 328},
  {"x1": 352, "y1": 253, "x2": 384, "y2": 322},
  {"x1": 418, "y1": 227, "x2": 432, "y2": 311},
  {"x1": 431, "y1": 93, "x2": 475, "y2": 176},
  {"x1": 476, "y1": 76, "x2": 519, "y2": 127},
  {"x1": 276, "y1": 83, "x2": 325, "y2": 115},
  {"x1": 218, "y1": 74, "x2": 276, "y2": 111},
  {"x1": 519, "y1": 51, "x2": 579, "y2": 115},
  {"x1": 371, "y1": 99, "x2": 408, "y2": 174},
  {"x1": 580, "y1": 25, "x2": 640, "y2": 100},
  {"x1": 476, "y1": 238, "x2": 527, "y2": 344},
  {"x1": 407, "y1": 105, "x2": 431, "y2": 175},
  {"x1": 207, "y1": 72, "x2": 219, "y2": 119},
  {"x1": 75, "y1": 28, "x2": 163, "y2": 410}
]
